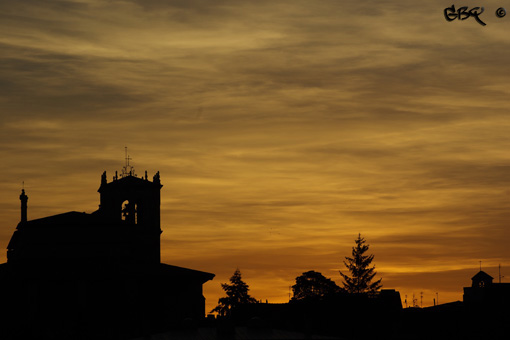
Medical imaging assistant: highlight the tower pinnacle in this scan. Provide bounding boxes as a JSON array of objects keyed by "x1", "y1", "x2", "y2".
[{"x1": 20, "y1": 188, "x2": 28, "y2": 223}]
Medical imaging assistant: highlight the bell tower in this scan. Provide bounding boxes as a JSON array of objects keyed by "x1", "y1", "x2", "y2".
[{"x1": 97, "y1": 150, "x2": 163, "y2": 263}]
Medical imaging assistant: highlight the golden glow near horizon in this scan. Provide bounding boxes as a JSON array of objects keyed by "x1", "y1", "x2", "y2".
[{"x1": 2, "y1": 0, "x2": 510, "y2": 312}]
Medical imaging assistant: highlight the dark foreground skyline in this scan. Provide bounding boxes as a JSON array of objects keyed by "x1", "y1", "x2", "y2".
[
  {"x1": 4, "y1": 167, "x2": 509, "y2": 340},
  {"x1": 3, "y1": 165, "x2": 506, "y2": 313}
]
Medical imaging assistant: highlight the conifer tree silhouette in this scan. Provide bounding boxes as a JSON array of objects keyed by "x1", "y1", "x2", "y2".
[
  {"x1": 211, "y1": 268, "x2": 257, "y2": 316},
  {"x1": 340, "y1": 234, "x2": 382, "y2": 294}
]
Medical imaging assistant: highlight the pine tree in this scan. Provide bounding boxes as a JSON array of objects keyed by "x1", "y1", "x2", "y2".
[
  {"x1": 339, "y1": 233, "x2": 382, "y2": 294},
  {"x1": 211, "y1": 268, "x2": 257, "y2": 316}
]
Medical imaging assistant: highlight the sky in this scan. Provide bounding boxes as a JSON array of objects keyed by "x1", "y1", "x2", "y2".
[{"x1": 2, "y1": 0, "x2": 510, "y2": 312}]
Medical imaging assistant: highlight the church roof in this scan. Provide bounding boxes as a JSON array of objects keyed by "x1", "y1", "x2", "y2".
[
  {"x1": 158, "y1": 263, "x2": 215, "y2": 283},
  {"x1": 17, "y1": 211, "x2": 96, "y2": 228}
]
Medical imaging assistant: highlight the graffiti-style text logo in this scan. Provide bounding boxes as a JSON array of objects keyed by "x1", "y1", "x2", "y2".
[{"x1": 444, "y1": 5, "x2": 486, "y2": 26}]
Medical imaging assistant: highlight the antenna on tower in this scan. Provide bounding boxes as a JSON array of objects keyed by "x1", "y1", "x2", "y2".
[{"x1": 499, "y1": 264, "x2": 504, "y2": 283}]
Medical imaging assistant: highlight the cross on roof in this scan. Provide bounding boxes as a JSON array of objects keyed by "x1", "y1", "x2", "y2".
[
  {"x1": 125, "y1": 146, "x2": 132, "y2": 167},
  {"x1": 121, "y1": 147, "x2": 136, "y2": 177}
]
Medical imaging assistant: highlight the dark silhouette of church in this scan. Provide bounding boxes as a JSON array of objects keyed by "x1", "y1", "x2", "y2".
[{"x1": 0, "y1": 162, "x2": 214, "y2": 339}]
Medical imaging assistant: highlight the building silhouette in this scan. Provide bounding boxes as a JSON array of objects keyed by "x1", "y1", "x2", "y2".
[
  {"x1": 0, "y1": 165, "x2": 214, "y2": 339},
  {"x1": 463, "y1": 270, "x2": 510, "y2": 307}
]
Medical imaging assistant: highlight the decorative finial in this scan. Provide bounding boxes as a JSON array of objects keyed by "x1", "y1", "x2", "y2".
[
  {"x1": 153, "y1": 171, "x2": 160, "y2": 185},
  {"x1": 101, "y1": 171, "x2": 107, "y2": 186},
  {"x1": 20, "y1": 187, "x2": 28, "y2": 223}
]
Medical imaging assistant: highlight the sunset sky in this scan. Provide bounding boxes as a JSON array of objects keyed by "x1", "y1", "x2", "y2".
[{"x1": 2, "y1": 0, "x2": 510, "y2": 312}]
